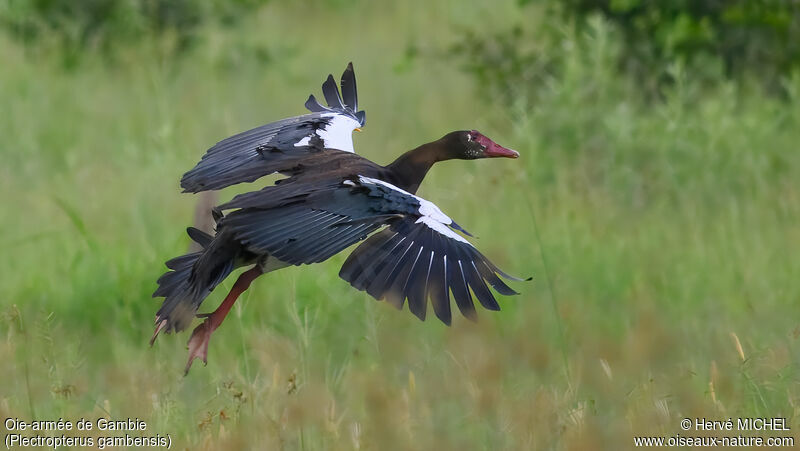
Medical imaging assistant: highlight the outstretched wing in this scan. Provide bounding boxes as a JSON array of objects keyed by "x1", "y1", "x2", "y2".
[
  {"x1": 181, "y1": 63, "x2": 366, "y2": 193},
  {"x1": 338, "y1": 176, "x2": 525, "y2": 325},
  {"x1": 218, "y1": 175, "x2": 525, "y2": 325}
]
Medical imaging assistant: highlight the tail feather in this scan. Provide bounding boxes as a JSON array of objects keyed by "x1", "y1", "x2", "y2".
[
  {"x1": 152, "y1": 228, "x2": 238, "y2": 336},
  {"x1": 163, "y1": 252, "x2": 199, "y2": 271},
  {"x1": 187, "y1": 226, "x2": 214, "y2": 248}
]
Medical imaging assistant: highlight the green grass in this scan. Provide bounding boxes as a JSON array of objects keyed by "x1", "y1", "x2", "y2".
[{"x1": 2, "y1": 1, "x2": 799, "y2": 449}]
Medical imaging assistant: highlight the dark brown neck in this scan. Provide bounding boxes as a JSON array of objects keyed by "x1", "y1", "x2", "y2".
[{"x1": 384, "y1": 140, "x2": 449, "y2": 194}]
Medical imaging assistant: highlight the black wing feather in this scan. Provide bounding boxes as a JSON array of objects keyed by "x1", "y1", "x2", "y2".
[
  {"x1": 221, "y1": 196, "x2": 383, "y2": 266},
  {"x1": 322, "y1": 74, "x2": 345, "y2": 111},
  {"x1": 351, "y1": 232, "x2": 404, "y2": 290},
  {"x1": 465, "y1": 259, "x2": 500, "y2": 311},
  {"x1": 388, "y1": 245, "x2": 424, "y2": 310},
  {"x1": 473, "y1": 256, "x2": 519, "y2": 296},
  {"x1": 340, "y1": 62, "x2": 358, "y2": 112},
  {"x1": 338, "y1": 228, "x2": 392, "y2": 283},
  {"x1": 305, "y1": 224, "x2": 377, "y2": 263},
  {"x1": 448, "y1": 254, "x2": 477, "y2": 321},
  {"x1": 180, "y1": 115, "x2": 329, "y2": 192},
  {"x1": 427, "y1": 232, "x2": 452, "y2": 325},
  {"x1": 359, "y1": 220, "x2": 425, "y2": 306},
  {"x1": 305, "y1": 94, "x2": 327, "y2": 112},
  {"x1": 405, "y1": 241, "x2": 433, "y2": 321},
  {"x1": 339, "y1": 215, "x2": 520, "y2": 324}
]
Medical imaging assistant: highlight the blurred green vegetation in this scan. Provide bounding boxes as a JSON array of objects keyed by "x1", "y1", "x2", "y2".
[
  {"x1": 559, "y1": 0, "x2": 800, "y2": 85},
  {"x1": 1, "y1": 1, "x2": 799, "y2": 449},
  {"x1": 0, "y1": 0, "x2": 269, "y2": 67},
  {"x1": 455, "y1": 0, "x2": 800, "y2": 100}
]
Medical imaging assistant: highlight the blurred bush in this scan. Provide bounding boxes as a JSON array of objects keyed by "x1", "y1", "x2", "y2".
[
  {"x1": 560, "y1": 0, "x2": 800, "y2": 86},
  {"x1": 0, "y1": 0, "x2": 268, "y2": 67},
  {"x1": 450, "y1": 0, "x2": 800, "y2": 101}
]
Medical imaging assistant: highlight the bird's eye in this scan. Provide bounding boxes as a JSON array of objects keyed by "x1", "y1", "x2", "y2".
[{"x1": 466, "y1": 133, "x2": 473, "y2": 141}]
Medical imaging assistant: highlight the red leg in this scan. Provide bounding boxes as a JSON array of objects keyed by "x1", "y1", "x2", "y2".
[{"x1": 184, "y1": 266, "x2": 263, "y2": 375}]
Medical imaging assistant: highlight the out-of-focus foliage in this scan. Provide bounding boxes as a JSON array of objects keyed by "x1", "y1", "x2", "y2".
[
  {"x1": 1, "y1": 1, "x2": 799, "y2": 449},
  {"x1": 452, "y1": 0, "x2": 800, "y2": 101},
  {"x1": 0, "y1": 0, "x2": 268, "y2": 67},
  {"x1": 560, "y1": 0, "x2": 800, "y2": 85},
  {"x1": 449, "y1": 18, "x2": 565, "y2": 107}
]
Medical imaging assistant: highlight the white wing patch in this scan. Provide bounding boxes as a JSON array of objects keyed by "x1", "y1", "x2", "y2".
[
  {"x1": 317, "y1": 113, "x2": 360, "y2": 152},
  {"x1": 355, "y1": 175, "x2": 472, "y2": 245},
  {"x1": 291, "y1": 114, "x2": 359, "y2": 151},
  {"x1": 416, "y1": 216, "x2": 470, "y2": 244},
  {"x1": 293, "y1": 136, "x2": 311, "y2": 147}
]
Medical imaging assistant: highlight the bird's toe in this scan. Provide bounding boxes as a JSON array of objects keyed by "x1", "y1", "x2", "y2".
[{"x1": 184, "y1": 319, "x2": 213, "y2": 375}]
